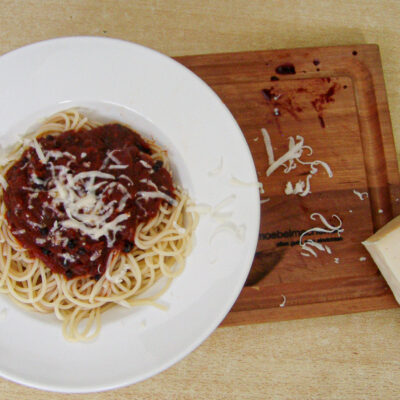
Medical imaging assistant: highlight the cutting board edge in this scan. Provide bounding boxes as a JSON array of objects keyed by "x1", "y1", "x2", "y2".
[
  {"x1": 174, "y1": 43, "x2": 380, "y2": 63},
  {"x1": 220, "y1": 292, "x2": 398, "y2": 327}
]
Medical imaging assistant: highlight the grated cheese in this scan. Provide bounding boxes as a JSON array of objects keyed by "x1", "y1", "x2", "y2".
[
  {"x1": 0, "y1": 175, "x2": 8, "y2": 190},
  {"x1": 285, "y1": 180, "x2": 307, "y2": 196},
  {"x1": 45, "y1": 150, "x2": 76, "y2": 161},
  {"x1": 304, "y1": 240, "x2": 326, "y2": 252},
  {"x1": 117, "y1": 193, "x2": 131, "y2": 212},
  {"x1": 208, "y1": 157, "x2": 224, "y2": 177},
  {"x1": 62, "y1": 213, "x2": 129, "y2": 247},
  {"x1": 31, "y1": 173, "x2": 45, "y2": 186},
  {"x1": 106, "y1": 259, "x2": 130, "y2": 284},
  {"x1": 212, "y1": 211, "x2": 234, "y2": 223},
  {"x1": 294, "y1": 180, "x2": 305, "y2": 194},
  {"x1": 285, "y1": 181, "x2": 294, "y2": 195},
  {"x1": 187, "y1": 195, "x2": 248, "y2": 247},
  {"x1": 119, "y1": 175, "x2": 134, "y2": 186},
  {"x1": 32, "y1": 138, "x2": 47, "y2": 163},
  {"x1": 299, "y1": 175, "x2": 312, "y2": 197},
  {"x1": 173, "y1": 221, "x2": 186, "y2": 234},
  {"x1": 0, "y1": 308, "x2": 7, "y2": 321},
  {"x1": 260, "y1": 198, "x2": 270, "y2": 204},
  {"x1": 266, "y1": 135, "x2": 305, "y2": 176},
  {"x1": 139, "y1": 160, "x2": 152, "y2": 169},
  {"x1": 186, "y1": 204, "x2": 212, "y2": 214},
  {"x1": 210, "y1": 221, "x2": 246, "y2": 243},
  {"x1": 297, "y1": 158, "x2": 333, "y2": 178},
  {"x1": 261, "y1": 128, "x2": 275, "y2": 166},
  {"x1": 230, "y1": 176, "x2": 264, "y2": 194},
  {"x1": 209, "y1": 195, "x2": 237, "y2": 222},
  {"x1": 300, "y1": 213, "x2": 343, "y2": 257},
  {"x1": 59, "y1": 253, "x2": 76, "y2": 263},
  {"x1": 300, "y1": 243, "x2": 318, "y2": 257},
  {"x1": 262, "y1": 130, "x2": 332, "y2": 197},
  {"x1": 27, "y1": 220, "x2": 44, "y2": 229},
  {"x1": 41, "y1": 160, "x2": 133, "y2": 247},
  {"x1": 359, "y1": 257, "x2": 367, "y2": 262},
  {"x1": 12, "y1": 229, "x2": 26, "y2": 235},
  {"x1": 212, "y1": 194, "x2": 236, "y2": 214},
  {"x1": 139, "y1": 178, "x2": 158, "y2": 191},
  {"x1": 90, "y1": 250, "x2": 102, "y2": 261},
  {"x1": 136, "y1": 191, "x2": 177, "y2": 207},
  {"x1": 73, "y1": 170, "x2": 114, "y2": 183},
  {"x1": 279, "y1": 295, "x2": 286, "y2": 307},
  {"x1": 353, "y1": 189, "x2": 368, "y2": 200},
  {"x1": 106, "y1": 150, "x2": 122, "y2": 165},
  {"x1": 108, "y1": 164, "x2": 128, "y2": 170}
]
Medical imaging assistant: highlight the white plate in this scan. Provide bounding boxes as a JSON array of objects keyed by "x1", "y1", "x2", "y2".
[{"x1": 0, "y1": 37, "x2": 259, "y2": 393}]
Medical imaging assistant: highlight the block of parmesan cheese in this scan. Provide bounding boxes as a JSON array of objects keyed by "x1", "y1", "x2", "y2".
[{"x1": 363, "y1": 215, "x2": 400, "y2": 304}]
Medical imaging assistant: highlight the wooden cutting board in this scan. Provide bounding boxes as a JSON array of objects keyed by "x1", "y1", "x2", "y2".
[{"x1": 176, "y1": 44, "x2": 400, "y2": 325}]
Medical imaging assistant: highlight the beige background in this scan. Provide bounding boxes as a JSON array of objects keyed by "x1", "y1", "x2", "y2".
[{"x1": 0, "y1": 1, "x2": 400, "y2": 399}]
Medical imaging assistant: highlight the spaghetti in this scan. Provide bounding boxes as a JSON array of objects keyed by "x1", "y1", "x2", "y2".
[{"x1": 0, "y1": 109, "x2": 197, "y2": 341}]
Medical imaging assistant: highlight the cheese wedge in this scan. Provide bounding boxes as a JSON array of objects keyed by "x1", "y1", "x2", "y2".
[{"x1": 363, "y1": 215, "x2": 400, "y2": 304}]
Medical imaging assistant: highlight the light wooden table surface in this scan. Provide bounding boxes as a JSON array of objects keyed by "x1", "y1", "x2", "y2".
[{"x1": 1, "y1": 1, "x2": 400, "y2": 399}]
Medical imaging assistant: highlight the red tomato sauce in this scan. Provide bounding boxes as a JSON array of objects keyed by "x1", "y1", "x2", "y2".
[{"x1": 4, "y1": 124, "x2": 175, "y2": 280}]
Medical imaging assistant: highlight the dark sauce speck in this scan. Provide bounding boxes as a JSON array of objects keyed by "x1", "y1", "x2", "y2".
[
  {"x1": 262, "y1": 88, "x2": 273, "y2": 101},
  {"x1": 34, "y1": 184, "x2": 46, "y2": 191},
  {"x1": 65, "y1": 270, "x2": 73, "y2": 279},
  {"x1": 352, "y1": 50, "x2": 358, "y2": 56},
  {"x1": 39, "y1": 227, "x2": 49, "y2": 235},
  {"x1": 67, "y1": 239, "x2": 76, "y2": 249},
  {"x1": 270, "y1": 76, "x2": 279, "y2": 81},
  {"x1": 153, "y1": 160, "x2": 163, "y2": 172},
  {"x1": 275, "y1": 63, "x2": 296, "y2": 75},
  {"x1": 123, "y1": 240, "x2": 134, "y2": 253},
  {"x1": 313, "y1": 59, "x2": 320, "y2": 66},
  {"x1": 137, "y1": 144, "x2": 151, "y2": 155}
]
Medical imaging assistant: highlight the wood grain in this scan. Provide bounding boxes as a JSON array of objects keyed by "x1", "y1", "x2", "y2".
[{"x1": 176, "y1": 45, "x2": 400, "y2": 325}]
